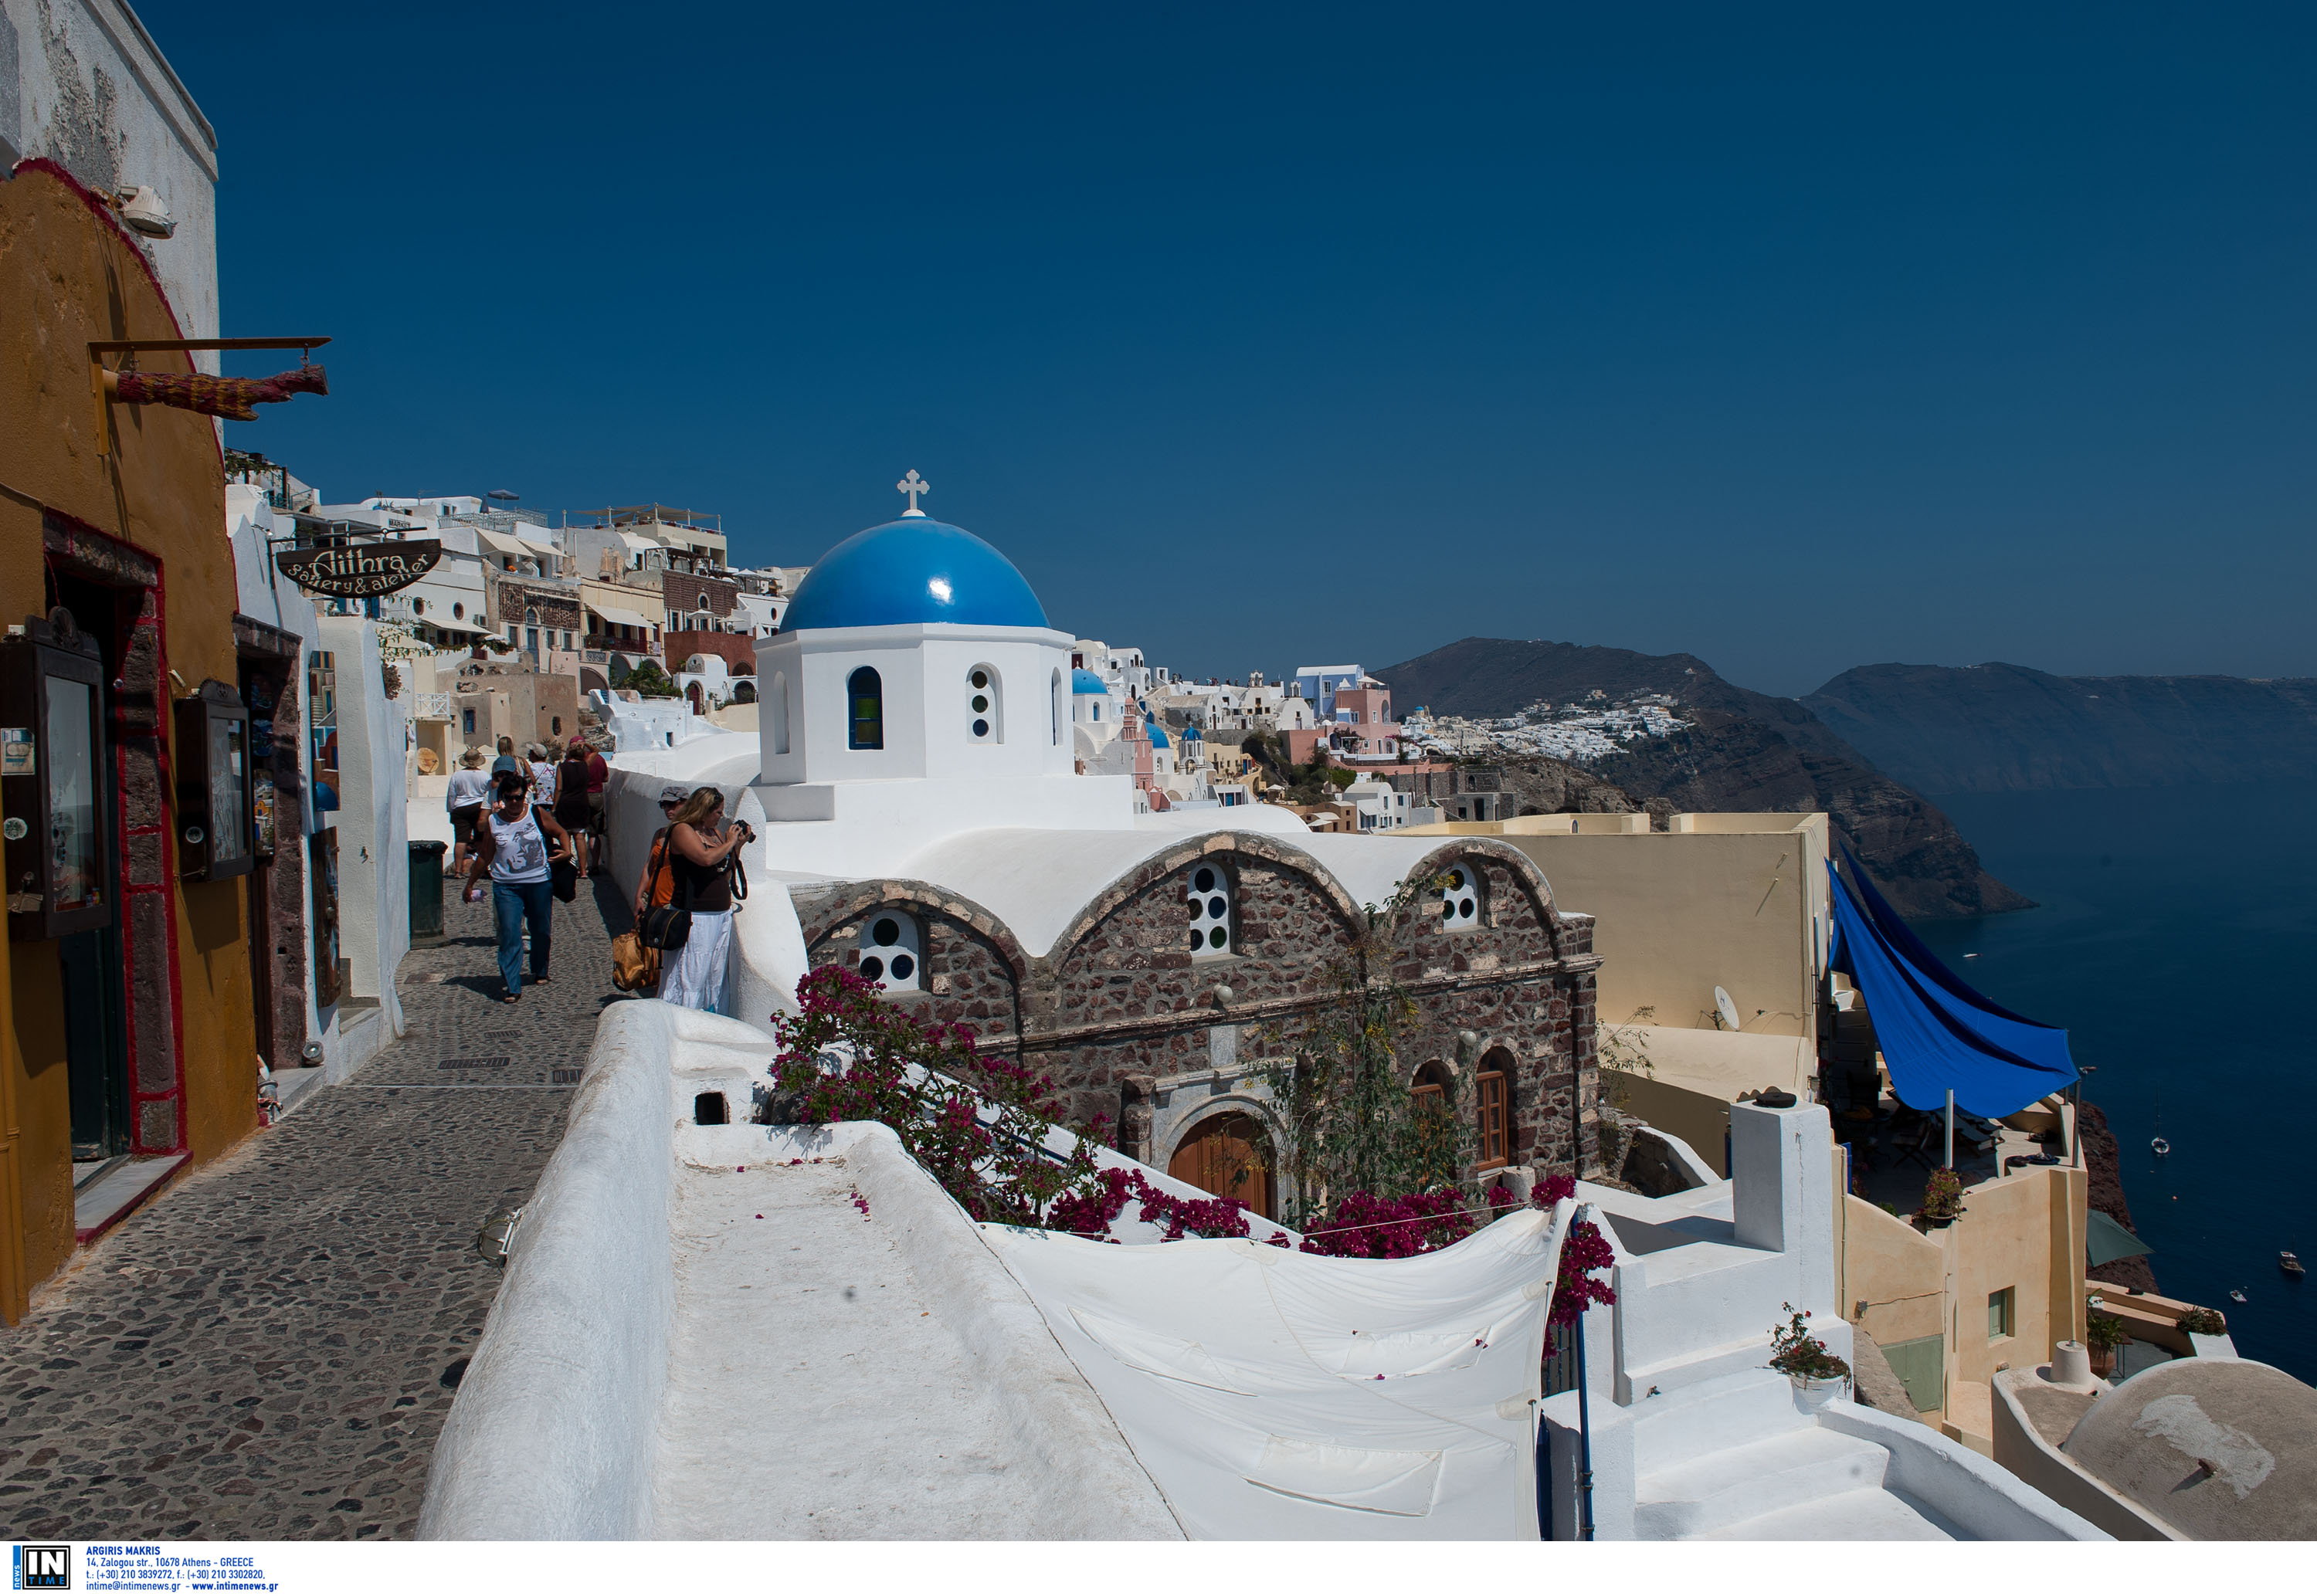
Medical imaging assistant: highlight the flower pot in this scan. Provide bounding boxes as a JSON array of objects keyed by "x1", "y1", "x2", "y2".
[
  {"x1": 1789, "y1": 1374, "x2": 1847, "y2": 1414},
  {"x1": 2087, "y1": 1344, "x2": 2117, "y2": 1379}
]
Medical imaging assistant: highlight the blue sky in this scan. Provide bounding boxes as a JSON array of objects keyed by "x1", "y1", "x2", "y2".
[{"x1": 150, "y1": 2, "x2": 2316, "y2": 697}]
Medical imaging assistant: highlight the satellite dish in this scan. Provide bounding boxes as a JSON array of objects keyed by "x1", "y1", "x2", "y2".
[{"x1": 1714, "y1": 986, "x2": 1741, "y2": 1032}]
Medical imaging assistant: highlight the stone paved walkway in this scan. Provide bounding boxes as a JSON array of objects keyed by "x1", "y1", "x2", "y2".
[{"x1": 0, "y1": 871, "x2": 638, "y2": 1541}]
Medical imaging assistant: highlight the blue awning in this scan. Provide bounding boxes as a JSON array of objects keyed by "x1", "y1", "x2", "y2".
[{"x1": 1827, "y1": 857, "x2": 2077, "y2": 1118}]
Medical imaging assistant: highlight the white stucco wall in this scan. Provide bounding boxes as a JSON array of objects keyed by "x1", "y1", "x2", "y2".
[
  {"x1": 316, "y1": 614, "x2": 409, "y2": 1040},
  {"x1": 2, "y1": 0, "x2": 219, "y2": 358},
  {"x1": 758, "y1": 622, "x2": 1076, "y2": 785},
  {"x1": 421, "y1": 1000, "x2": 1180, "y2": 1540}
]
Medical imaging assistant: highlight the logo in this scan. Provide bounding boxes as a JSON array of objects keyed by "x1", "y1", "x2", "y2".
[{"x1": 13, "y1": 1545, "x2": 70, "y2": 1590}]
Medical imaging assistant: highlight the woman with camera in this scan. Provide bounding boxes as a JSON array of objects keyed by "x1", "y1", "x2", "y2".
[{"x1": 644, "y1": 786, "x2": 750, "y2": 1012}]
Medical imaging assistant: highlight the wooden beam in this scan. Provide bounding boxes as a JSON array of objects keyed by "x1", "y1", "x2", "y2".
[{"x1": 87, "y1": 337, "x2": 331, "y2": 353}]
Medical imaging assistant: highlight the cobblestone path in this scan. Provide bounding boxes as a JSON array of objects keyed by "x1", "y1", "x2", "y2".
[{"x1": 0, "y1": 871, "x2": 638, "y2": 1541}]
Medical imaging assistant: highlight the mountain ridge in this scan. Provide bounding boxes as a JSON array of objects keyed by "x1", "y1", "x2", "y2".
[
  {"x1": 1376, "y1": 636, "x2": 2031, "y2": 920},
  {"x1": 1803, "y1": 662, "x2": 2317, "y2": 794}
]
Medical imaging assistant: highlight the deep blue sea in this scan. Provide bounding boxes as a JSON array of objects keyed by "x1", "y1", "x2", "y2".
[{"x1": 1912, "y1": 784, "x2": 2315, "y2": 1384}]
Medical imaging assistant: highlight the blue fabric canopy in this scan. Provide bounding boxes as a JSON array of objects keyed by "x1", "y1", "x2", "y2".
[{"x1": 1827, "y1": 859, "x2": 2078, "y2": 1117}]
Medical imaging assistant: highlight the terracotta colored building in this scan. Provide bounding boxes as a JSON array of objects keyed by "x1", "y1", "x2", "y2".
[{"x1": 1, "y1": 164, "x2": 263, "y2": 1319}]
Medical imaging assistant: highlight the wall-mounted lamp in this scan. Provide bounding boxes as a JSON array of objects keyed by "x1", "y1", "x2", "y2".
[{"x1": 114, "y1": 185, "x2": 175, "y2": 239}]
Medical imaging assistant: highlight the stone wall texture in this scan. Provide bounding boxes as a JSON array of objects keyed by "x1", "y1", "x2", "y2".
[{"x1": 793, "y1": 834, "x2": 1603, "y2": 1197}]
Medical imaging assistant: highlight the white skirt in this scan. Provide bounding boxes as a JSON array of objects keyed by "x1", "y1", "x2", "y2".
[{"x1": 660, "y1": 909, "x2": 733, "y2": 1012}]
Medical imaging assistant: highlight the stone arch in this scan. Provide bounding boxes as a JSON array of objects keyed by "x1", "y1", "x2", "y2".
[
  {"x1": 1388, "y1": 840, "x2": 1569, "y2": 957},
  {"x1": 1160, "y1": 1096, "x2": 1288, "y2": 1219},
  {"x1": 1046, "y1": 831, "x2": 1369, "y2": 971}
]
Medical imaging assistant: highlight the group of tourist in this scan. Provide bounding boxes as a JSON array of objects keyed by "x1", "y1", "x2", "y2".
[
  {"x1": 443, "y1": 734, "x2": 747, "y2": 1012},
  {"x1": 445, "y1": 734, "x2": 609, "y2": 876}
]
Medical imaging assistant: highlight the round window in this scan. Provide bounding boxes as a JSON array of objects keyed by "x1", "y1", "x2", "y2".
[
  {"x1": 1208, "y1": 896, "x2": 1227, "y2": 920},
  {"x1": 1188, "y1": 930, "x2": 1206, "y2": 950},
  {"x1": 860, "y1": 954, "x2": 885, "y2": 981},
  {"x1": 453, "y1": 602, "x2": 464, "y2": 619},
  {"x1": 972, "y1": 669, "x2": 989, "y2": 690},
  {"x1": 872, "y1": 917, "x2": 901, "y2": 947},
  {"x1": 972, "y1": 718, "x2": 990, "y2": 737},
  {"x1": 890, "y1": 953, "x2": 915, "y2": 981},
  {"x1": 1194, "y1": 866, "x2": 1216, "y2": 893},
  {"x1": 972, "y1": 694, "x2": 989, "y2": 713},
  {"x1": 1208, "y1": 927, "x2": 1227, "y2": 949},
  {"x1": 1189, "y1": 898, "x2": 1205, "y2": 920}
]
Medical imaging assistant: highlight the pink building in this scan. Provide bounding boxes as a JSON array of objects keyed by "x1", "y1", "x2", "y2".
[{"x1": 1284, "y1": 678, "x2": 1403, "y2": 766}]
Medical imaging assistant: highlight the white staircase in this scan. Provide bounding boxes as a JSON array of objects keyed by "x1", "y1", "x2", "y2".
[{"x1": 1631, "y1": 1369, "x2": 1956, "y2": 1540}]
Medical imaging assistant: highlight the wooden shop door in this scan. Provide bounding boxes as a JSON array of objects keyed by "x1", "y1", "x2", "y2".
[{"x1": 1167, "y1": 1113, "x2": 1273, "y2": 1219}]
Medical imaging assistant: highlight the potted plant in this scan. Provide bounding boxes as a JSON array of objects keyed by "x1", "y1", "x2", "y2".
[
  {"x1": 2085, "y1": 1306, "x2": 2129, "y2": 1377},
  {"x1": 2177, "y1": 1305, "x2": 2227, "y2": 1337},
  {"x1": 1767, "y1": 1302, "x2": 1851, "y2": 1411},
  {"x1": 1916, "y1": 1167, "x2": 1965, "y2": 1229}
]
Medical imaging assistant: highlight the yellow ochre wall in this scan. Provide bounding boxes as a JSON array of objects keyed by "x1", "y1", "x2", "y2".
[{"x1": 0, "y1": 164, "x2": 257, "y2": 1321}]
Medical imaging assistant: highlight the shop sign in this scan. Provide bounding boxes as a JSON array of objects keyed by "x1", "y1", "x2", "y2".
[{"x1": 275, "y1": 540, "x2": 441, "y2": 597}]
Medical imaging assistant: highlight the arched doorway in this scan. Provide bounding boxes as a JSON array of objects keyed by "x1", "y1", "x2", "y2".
[
  {"x1": 687, "y1": 682, "x2": 704, "y2": 713},
  {"x1": 1168, "y1": 1111, "x2": 1274, "y2": 1218}
]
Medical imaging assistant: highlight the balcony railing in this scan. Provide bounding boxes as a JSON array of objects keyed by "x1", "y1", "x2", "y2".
[{"x1": 413, "y1": 692, "x2": 453, "y2": 720}]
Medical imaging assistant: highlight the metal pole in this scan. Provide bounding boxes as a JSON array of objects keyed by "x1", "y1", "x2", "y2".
[
  {"x1": 1576, "y1": 1304, "x2": 1596, "y2": 1542},
  {"x1": 1572, "y1": 1199, "x2": 1598, "y2": 1542},
  {"x1": 1945, "y1": 1087, "x2": 1955, "y2": 1169}
]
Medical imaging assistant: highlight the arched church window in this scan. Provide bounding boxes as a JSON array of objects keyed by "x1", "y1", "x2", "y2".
[
  {"x1": 857, "y1": 910, "x2": 922, "y2": 992},
  {"x1": 847, "y1": 667, "x2": 883, "y2": 750},
  {"x1": 1186, "y1": 862, "x2": 1233, "y2": 956},
  {"x1": 1410, "y1": 1061, "x2": 1458, "y2": 1187},
  {"x1": 1440, "y1": 862, "x2": 1481, "y2": 930},
  {"x1": 968, "y1": 665, "x2": 1002, "y2": 743},
  {"x1": 770, "y1": 671, "x2": 790, "y2": 754}
]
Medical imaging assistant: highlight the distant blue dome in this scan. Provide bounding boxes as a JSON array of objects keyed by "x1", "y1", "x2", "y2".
[
  {"x1": 1148, "y1": 724, "x2": 1171, "y2": 749},
  {"x1": 1182, "y1": 723, "x2": 1203, "y2": 740},
  {"x1": 781, "y1": 518, "x2": 1049, "y2": 632},
  {"x1": 1071, "y1": 669, "x2": 1108, "y2": 695}
]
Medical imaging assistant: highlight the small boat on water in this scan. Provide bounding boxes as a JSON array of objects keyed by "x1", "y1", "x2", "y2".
[
  {"x1": 2285, "y1": 1251, "x2": 2305, "y2": 1278},
  {"x1": 2230, "y1": 1289, "x2": 2247, "y2": 1303},
  {"x1": 2151, "y1": 1137, "x2": 2171, "y2": 1156}
]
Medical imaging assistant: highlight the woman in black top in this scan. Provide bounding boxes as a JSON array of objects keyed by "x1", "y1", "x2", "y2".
[
  {"x1": 554, "y1": 745, "x2": 595, "y2": 876},
  {"x1": 657, "y1": 786, "x2": 749, "y2": 1011}
]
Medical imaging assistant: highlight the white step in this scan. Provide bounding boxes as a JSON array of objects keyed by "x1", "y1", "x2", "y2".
[
  {"x1": 1630, "y1": 1367, "x2": 1810, "y2": 1468},
  {"x1": 1698, "y1": 1486, "x2": 1955, "y2": 1541},
  {"x1": 1637, "y1": 1426, "x2": 1891, "y2": 1539}
]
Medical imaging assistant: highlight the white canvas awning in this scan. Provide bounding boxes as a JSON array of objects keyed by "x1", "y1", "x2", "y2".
[
  {"x1": 980, "y1": 1200, "x2": 1571, "y2": 1539},
  {"x1": 589, "y1": 604, "x2": 657, "y2": 630},
  {"x1": 617, "y1": 531, "x2": 661, "y2": 553},
  {"x1": 476, "y1": 529, "x2": 536, "y2": 557}
]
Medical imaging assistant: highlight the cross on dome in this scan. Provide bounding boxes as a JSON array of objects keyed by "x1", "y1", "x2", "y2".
[{"x1": 896, "y1": 469, "x2": 931, "y2": 517}]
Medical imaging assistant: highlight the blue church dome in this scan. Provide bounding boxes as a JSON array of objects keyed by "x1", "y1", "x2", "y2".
[
  {"x1": 1070, "y1": 669, "x2": 1108, "y2": 695},
  {"x1": 781, "y1": 518, "x2": 1050, "y2": 632},
  {"x1": 1148, "y1": 724, "x2": 1171, "y2": 749}
]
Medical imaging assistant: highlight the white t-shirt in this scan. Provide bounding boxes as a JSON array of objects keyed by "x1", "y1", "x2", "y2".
[
  {"x1": 445, "y1": 768, "x2": 491, "y2": 812},
  {"x1": 487, "y1": 805, "x2": 551, "y2": 884},
  {"x1": 529, "y1": 761, "x2": 558, "y2": 805}
]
